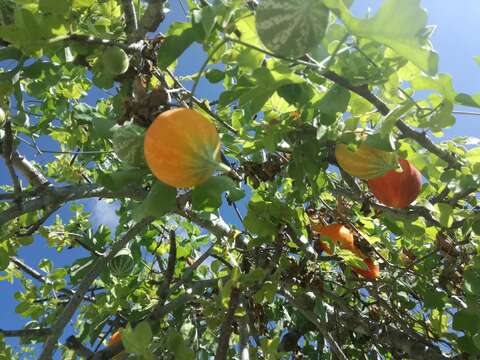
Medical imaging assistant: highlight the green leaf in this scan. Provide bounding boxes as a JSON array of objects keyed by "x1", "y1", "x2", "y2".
[
  {"x1": 467, "y1": 147, "x2": 480, "y2": 165},
  {"x1": 255, "y1": 0, "x2": 329, "y2": 58},
  {"x1": 314, "y1": 84, "x2": 350, "y2": 124},
  {"x1": 157, "y1": 22, "x2": 200, "y2": 69},
  {"x1": 98, "y1": 168, "x2": 148, "y2": 192},
  {"x1": 464, "y1": 267, "x2": 480, "y2": 295},
  {"x1": 436, "y1": 203, "x2": 453, "y2": 228},
  {"x1": 237, "y1": 67, "x2": 304, "y2": 114},
  {"x1": 72, "y1": 0, "x2": 94, "y2": 7},
  {"x1": 192, "y1": 5, "x2": 216, "y2": 39},
  {"x1": 133, "y1": 181, "x2": 177, "y2": 221},
  {"x1": 324, "y1": 0, "x2": 438, "y2": 75},
  {"x1": 121, "y1": 322, "x2": 153, "y2": 358},
  {"x1": 411, "y1": 74, "x2": 456, "y2": 102},
  {"x1": 191, "y1": 176, "x2": 244, "y2": 212},
  {"x1": 0, "y1": 246, "x2": 9, "y2": 270},
  {"x1": 166, "y1": 332, "x2": 195, "y2": 360},
  {"x1": 377, "y1": 102, "x2": 415, "y2": 137},
  {"x1": 453, "y1": 310, "x2": 480, "y2": 333},
  {"x1": 429, "y1": 101, "x2": 455, "y2": 131},
  {"x1": 455, "y1": 93, "x2": 480, "y2": 108},
  {"x1": 111, "y1": 122, "x2": 146, "y2": 166},
  {"x1": 39, "y1": 0, "x2": 72, "y2": 15}
]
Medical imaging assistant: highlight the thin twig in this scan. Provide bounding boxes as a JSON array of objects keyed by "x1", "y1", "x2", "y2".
[{"x1": 152, "y1": 230, "x2": 177, "y2": 318}]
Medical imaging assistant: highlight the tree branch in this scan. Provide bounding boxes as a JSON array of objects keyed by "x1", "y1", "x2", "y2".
[
  {"x1": 0, "y1": 328, "x2": 51, "y2": 338},
  {"x1": 131, "y1": 0, "x2": 167, "y2": 42},
  {"x1": 120, "y1": 0, "x2": 138, "y2": 36},
  {"x1": 280, "y1": 289, "x2": 348, "y2": 360},
  {"x1": 65, "y1": 336, "x2": 94, "y2": 358},
  {"x1": 10, "y1": 256, "x2": 95, "y2": 303},
  {"x1": 11, "y1": 152, "x2": 50, "y2": 188},
  {"x1": 2, "y1": 120, "x2": 22, "y2": 205},
  {"x1": 0, "y1": 183, "x2": 147, "y2": 227},
  {"x1": 214, "y1": 288, "x2": 241, "y2": 360},
  {"x1": 151, "y1": 230, "x2": 177, "y2": 318},
  {"x1": 38, "y1": 217, "x2": 154, "y2": 360}
]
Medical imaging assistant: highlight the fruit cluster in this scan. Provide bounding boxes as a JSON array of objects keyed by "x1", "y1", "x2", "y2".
[
  {"x1": 312, "y1": 223, "x2": 380, "y2": 280},
  {"x1": 335, "y1": 143, "x2": 422, "y2": 209}
]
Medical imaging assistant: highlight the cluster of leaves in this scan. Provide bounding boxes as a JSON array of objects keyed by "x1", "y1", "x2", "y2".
[{"x1": 0, "y1": 0, "x2": 479, "y2": 359}]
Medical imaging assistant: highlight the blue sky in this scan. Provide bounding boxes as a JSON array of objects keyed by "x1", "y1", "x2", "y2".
[{"x1": 1, "y1": 0, "x2": 479, "y2": 357}]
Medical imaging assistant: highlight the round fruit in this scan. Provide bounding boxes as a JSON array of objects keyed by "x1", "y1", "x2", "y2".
[
  {"x1": 110, "y1": 248, "x2": 135, "y2": 277},
  {"x1": 108, "y1": 331, "x2": 122, "y2": 347},
  {"x1": 144, "y1": 108, "x2": 221, "y2": 188},
  {"x1": 352, "y1": 257, "x2": 380, "y2": 280},
  {"x1": 103, "y1": 47, "x2": 129, "y2": 75},
  {"x1": 108, "y1": 331, "x2": 124, "y2": 360},
  {"x1": 312, "y1": 223, "x2": 356, "y2": 255},
  {"x1": 367, "y1": 158, "x2": 422, "y2": 209},
  {"x1": 335, "y1": 143, "x2": 398, "y2": 179}
]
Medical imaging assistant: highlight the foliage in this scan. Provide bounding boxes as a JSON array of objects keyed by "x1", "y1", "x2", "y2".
[{"x1": 0, "y1": 0, "x2": 479, "y2": 359}]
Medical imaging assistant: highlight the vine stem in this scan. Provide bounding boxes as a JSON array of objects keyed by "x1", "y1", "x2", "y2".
[{"x1": 189, "y1": 40, "x2": 227, "y2": 106}]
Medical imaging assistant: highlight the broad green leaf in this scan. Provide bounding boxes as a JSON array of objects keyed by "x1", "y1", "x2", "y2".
[
  {"x1": 324, "y1": 0, "x2": 438, "y2": 75},
  {"x1": 237, "y1": 67, "x2": 304, "y2": 114},
  {"x1": 255, "y1": 0, "x2": 329, "y2": 58},
  {"x1": 166, "y1": 332, "x2": 195, "y2": 360},
  {"x1": 192, "y1": 5, "x2": 216, "y2": 39},
  {"x1": 192, "y1": 176, "x2": 244, "y2": 212},
  {"x1": 411, "y1": 74, "x2": 456, "y2": 102},
  {"x1": 133, "y1": 181, "x2": 177, "y2": 221},
  {"x1": 425, "y1": 100, "x2": 454, "y2": 131},
  {"x1": 157, "y1": 22, "x2": 201, "y2": 69},
  {"x1": 314, "y1": 84, "x2": 350, "y2": 124},
  {"x1": 435, "y1": 203, "x2": 453, "y2": 228},
  {"x1": 453, "y1": 310, "x2": 480, "y2": 333},
  {"x1": 121, "y1": 322, "x2": 154, "y2": 358},
  {"x1": 456, "y1": 93, "x2": 480, "y2": 108},
  {"x1": 377, "y1": 102, "x2": 415, "y2": 137},
  {"x1": 39, "y1": 0, "x2": 72, "y2": 15},
  {"x1": 0, "y1": 247, "x2": 9, "y2": 270},
  {"x1": 464, "y1": 267, "x2": 480, "y2": 295},
  {"x1": 72, "y1": 0, "x2": 95, "y2": 7},
  {"x1": 98, "y1": 168, "x2": 149, "y2": 192},
  {"x1": 467, "y1": 147, "x2": 480, "y2": 165}
]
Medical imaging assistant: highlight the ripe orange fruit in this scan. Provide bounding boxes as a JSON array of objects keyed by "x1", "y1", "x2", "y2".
[
  {"x1": 312, "y1": 223, "x2": 356, "y2": 255},
  {"x1": 144, "y1": 108, "x2": 221, "y2": 188},
  {"x1": 108, "y1": 331, "x2": 124, "y2": 359},
  {"x1": 367, "y1": 158, "x2": 422, "y2": 208},
  {"x1": 351, "y1": 257, "x2": 380, "y2": 280},
  {"x1": 312, "y1": 223, "x2": 379, "y2": 280},
  {"x1": 335, "y1": 143, "x2": 397, "y2": 180}
]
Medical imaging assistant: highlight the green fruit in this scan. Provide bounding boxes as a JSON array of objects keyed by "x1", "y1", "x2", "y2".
[
  {"x1": 102, "y1": 47, "x2": 129, "y2": 75},
  {"x1": 110, "y1": 248, "x2": 135, "y2": 277},
  {"x1": 112, "y1": 122, "x2": 146, "y2": 166}
]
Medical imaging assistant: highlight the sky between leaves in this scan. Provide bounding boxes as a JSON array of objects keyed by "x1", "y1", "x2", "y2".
[{"x1": 0, "y1": 0, "x2": 479, "y2": 357}]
